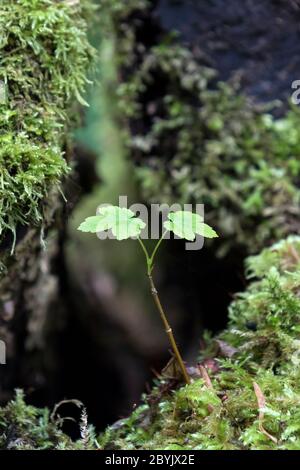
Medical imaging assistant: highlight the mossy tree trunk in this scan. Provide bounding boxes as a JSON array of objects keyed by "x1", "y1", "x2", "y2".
[
  {"x1": 0, "y1": 194, "x2": 62, "y2": 401},
  {"x1": 0, "y1": 0, "x2": 94, "y2": 404}
]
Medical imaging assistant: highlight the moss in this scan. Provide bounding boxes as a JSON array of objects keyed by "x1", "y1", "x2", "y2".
[
  {"x1": 0, "y1": 134, "x2": 67, "y2": 251},
  {"x1": 3, "y1": 237, "x2": 300, "y2": 450},
  {"x1": 0, "y1": 0, "x2": 95, "y2": 247},
  {"x1": 101, "y1": 0, "x2": 300, "y2": 254},
  {"x1": 0, "y1": 389, "x2": 69, "y2": 450},
  {"x1": 100, "y1": 237, "x2": 300, "y2": 450},
  {"x1": 0, "y1": 389, "x2": 97, "y2": 450}
]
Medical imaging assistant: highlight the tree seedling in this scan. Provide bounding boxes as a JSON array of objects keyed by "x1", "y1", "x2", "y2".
[{"x1": 78, "y1": 206, "x2": 218, "y2": 384}]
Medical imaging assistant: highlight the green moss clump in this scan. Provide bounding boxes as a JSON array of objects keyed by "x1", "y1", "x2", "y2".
[
  {"x1": 0, "y1": 134, "x2": 67, "y2": 250},
  {"x1": 3, "y1": 238, "x2": 300, "y2": 450},
  {"x1": 100, "y1": 237, "x2": 300, "y2": 450},
  {"x1": 101, "y1": 0, "x2": 300, "y2": 254},
  {"x1": 0, "y1": 390, "x2": 97, "y2": 450},
  {"x1": 0, "y1": 0, "x2": 95, "y2": 245},
  {"x1": 0, "y1": 389, "x2": 72, "y2": 450}
]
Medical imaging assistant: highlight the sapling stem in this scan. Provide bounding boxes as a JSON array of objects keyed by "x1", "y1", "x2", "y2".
[
  {"x1": 79, "y1": 207, "x2": 217, "y2": 386},
  {"x1": 138, "y1": 236, "x2": 190, "y2": 384},
  {"x1": 149, "y1": 230, "x2": 168, "y2": 268},
  {"x1": 147, "y1": 273, "x2": 191, "y2": 384}
]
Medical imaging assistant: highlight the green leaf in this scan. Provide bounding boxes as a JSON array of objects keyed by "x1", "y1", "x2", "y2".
[
  {"x1": 164, "y1": 211, "x2": 218, "y2": 241},
  {"x1": 78, "y1": 206, "x2": 146, "y2": 240},
  {"x1": 196, "y1": 223, "x2": 219, "y2": 238}
]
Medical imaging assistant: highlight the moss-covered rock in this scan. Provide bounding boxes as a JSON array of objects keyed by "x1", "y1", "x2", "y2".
[
  {"x1": 0, "y1": 0, "x2": 95, "y2": 250},
  {"x1": 100, "y1": 237, "x2": 300, "y2": 450}
]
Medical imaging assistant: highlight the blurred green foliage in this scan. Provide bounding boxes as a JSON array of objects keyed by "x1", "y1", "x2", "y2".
[
  {"x1": 69, "y1": 2, "x2": 151, "y2": 291},
  {"x1": 127, "y1": 48, "x2": 300, "y2": 254},
  {"x1": 0, "y1": 0, "x2": 95, "y2": 249},
  {"x1": 102, "y1": 0, "x2": 300, "y2": 254},
  {"x1": 101, "y1": 237, "x2": 300, "y2": 450}
]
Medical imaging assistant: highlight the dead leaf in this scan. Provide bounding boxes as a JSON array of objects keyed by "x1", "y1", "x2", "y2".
[
  {"x1": 198, "y1": 364, "x2": 213, "y2": 390},
  {"x1": 253, "y1": 382, "x2": 278, "y2": 444},
  {"x1": 202, "y1": 358, "x2": 219, "y2": 373},
  {"x1": 198, "y1": 364, "x2": 214, "y2": 413},
  {"x1": 161, "y1": 357, "x2": 182, "y2": 380},
  {"x1": 186, "y1": 366, "x2": 202, "y2": 378},
  {"x1": 215, "y1": 339, "x2": 239, "y2": 358}
]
